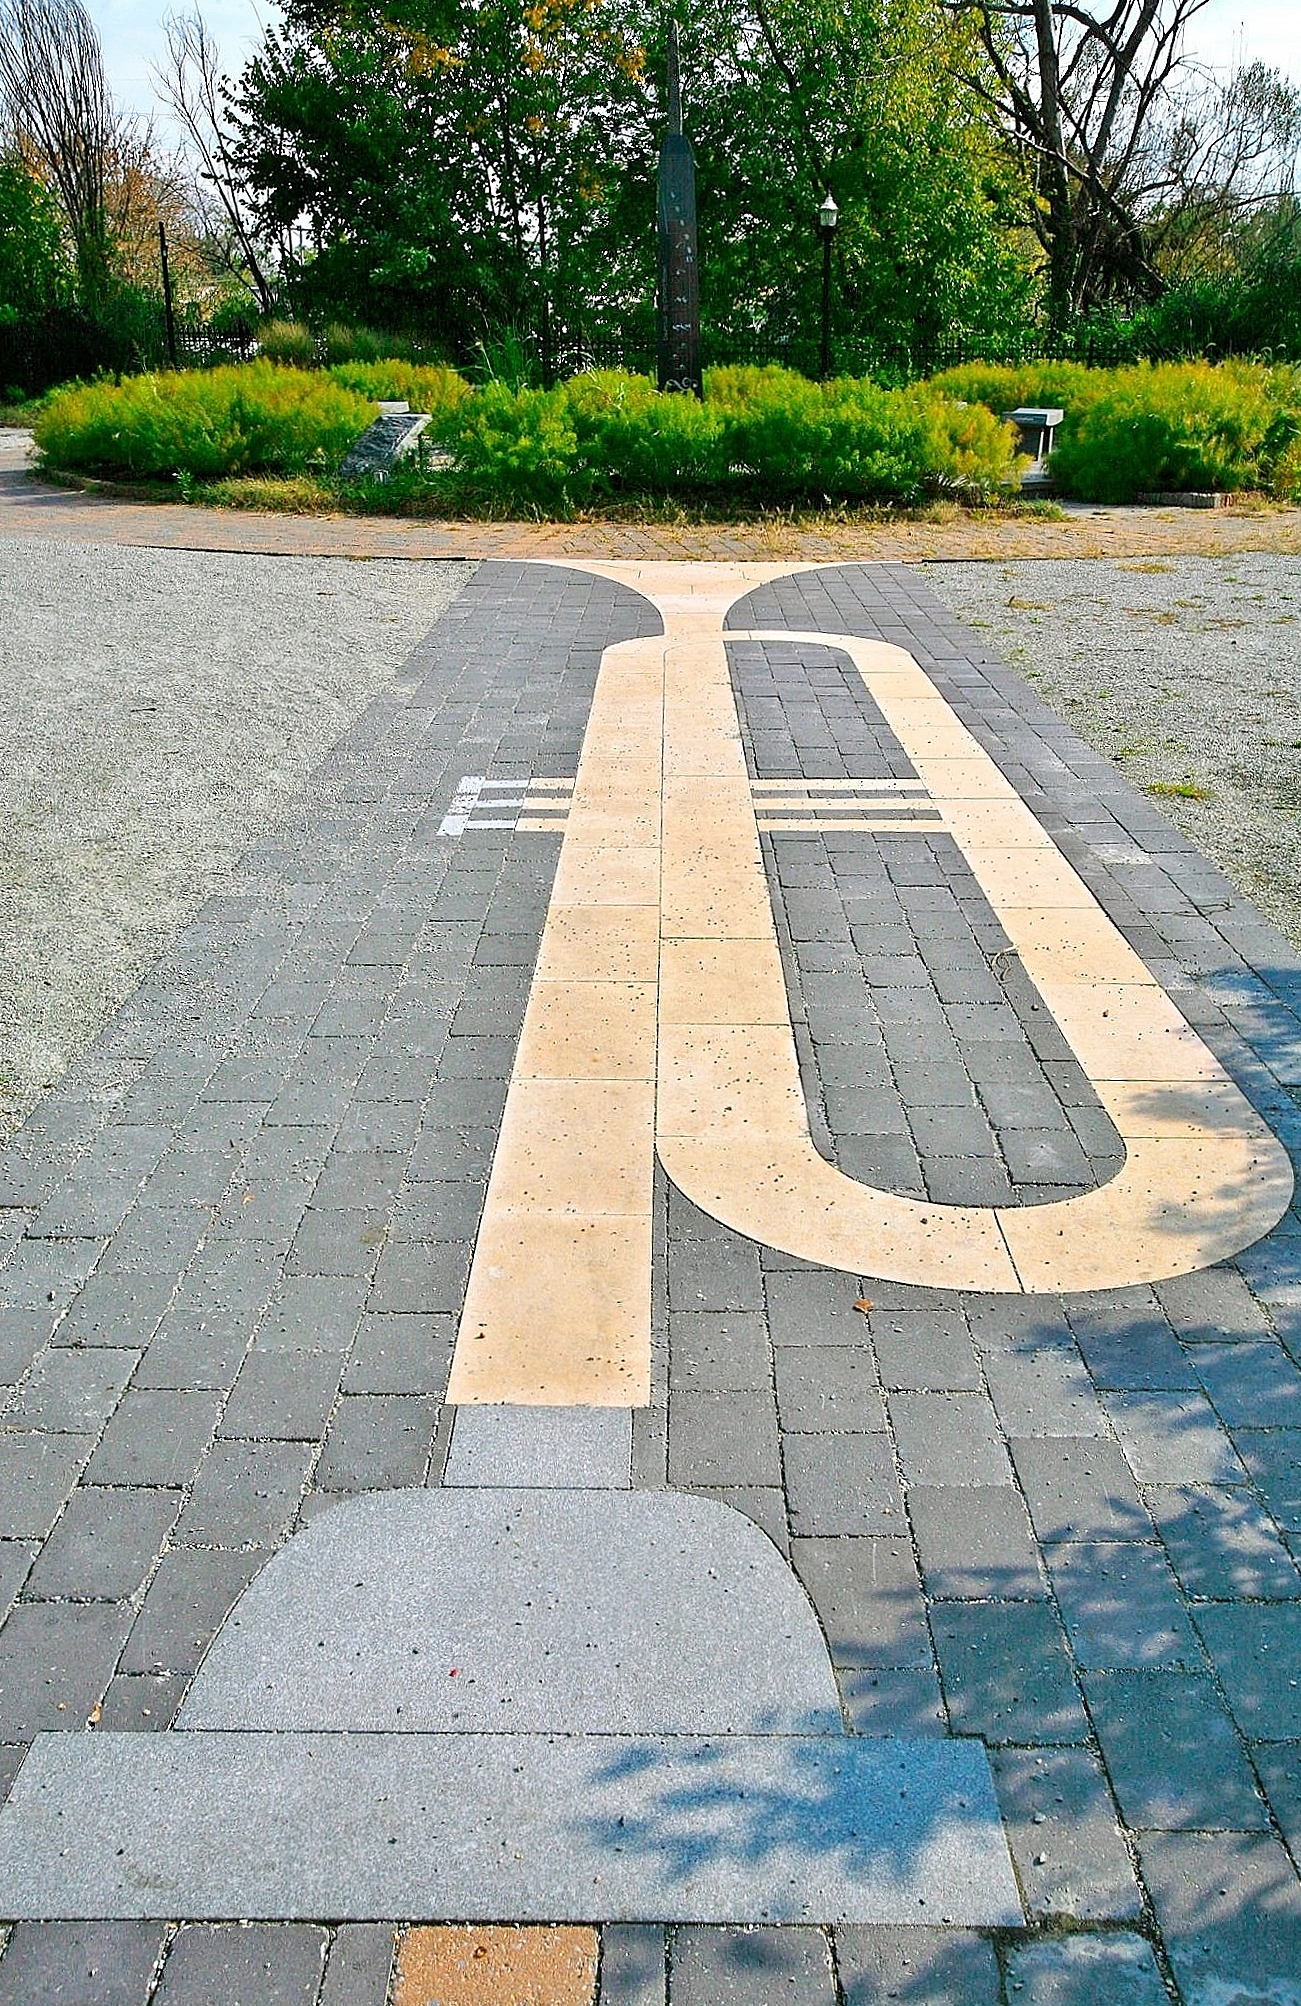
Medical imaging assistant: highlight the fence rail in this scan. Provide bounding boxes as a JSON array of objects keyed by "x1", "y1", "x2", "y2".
[{"x1": 1, "y1": 304, "x2": 1292, "y2": 400}]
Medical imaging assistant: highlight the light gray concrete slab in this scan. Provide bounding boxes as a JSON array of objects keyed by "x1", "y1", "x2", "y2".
[
  {"x1": 0, "y1": 1730, "x2": 1021, "y2": 1926},
  {"x1": 443, "y1": 1406, "x2": 632, "y2": 1487},
  {"x1": 179, "y1": 1488, "x2": 841, "y2": 1735}
]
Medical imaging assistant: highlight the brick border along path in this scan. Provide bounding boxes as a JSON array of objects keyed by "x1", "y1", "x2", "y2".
[
  {"x1": 4, "y1": 431, "x2": 1301, "y2": 561},
  {"x1": 1, "y1": 557, "x2": 1300, "y2": 2002}
]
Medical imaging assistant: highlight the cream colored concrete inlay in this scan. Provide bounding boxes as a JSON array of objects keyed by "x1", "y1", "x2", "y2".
[{"x1": 448, "y1": 562, "x2": 1292, "y2": 1404}]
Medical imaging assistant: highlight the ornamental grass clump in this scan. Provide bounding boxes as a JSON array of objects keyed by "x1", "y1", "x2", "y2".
[{"x1": 34, "y1": 361, "x2": 373, "y2": 479}]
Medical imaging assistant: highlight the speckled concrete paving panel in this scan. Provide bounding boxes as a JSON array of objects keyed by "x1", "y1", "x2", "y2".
[
  {"x1": 0, "y1": 1729, "x2": 1017, "y2": 1924},
  {"x1": 3, "y1": 558, "x2": 1301, "y2": 2000},
  {"x1": 177, "y1": 1491, "x2": 843, "y2": 1734},
  {"x1": 0, "y1": 1483, "x2": 1018, "y2": 1921}
]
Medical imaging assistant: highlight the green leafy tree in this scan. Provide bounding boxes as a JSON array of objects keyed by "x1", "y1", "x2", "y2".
[
  {"x1": 230, "y1": 0, "x2": 1037, "y2": 369},
  {"x1": 0, "y1": 155, "x2": 69, "y2": 313},
  {"x1": 231, "y1": 0, "x2": 650, "y2": 359},
  {"x1": 643, "y1": 0, "x2": 1038, "y2": 369}
]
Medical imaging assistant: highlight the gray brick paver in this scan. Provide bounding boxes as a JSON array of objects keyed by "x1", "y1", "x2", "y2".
[
  {"x1": 989, "y1": 1747, "x2": 1142, "y2": 1921},
  {"x1": 0, "y1": 1921, "x2": 165, "y2": 2006}
]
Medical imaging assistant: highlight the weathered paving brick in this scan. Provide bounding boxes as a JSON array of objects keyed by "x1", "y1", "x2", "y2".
[
  {"x1": 1104, "y1": 1390, "x2": 1246, "y2": 1486},
  {"x1": 981, "y1": 1347, "x2": 1107, "y2": 1438},
  {"x1": 908, "y1": 1486, "x2": 1046, "y2": 1600},
  {"x1": 1233, "y1": 1429, "x2": 1301, "y2": 1534},
  {"x1": 889, "y1": 1392, "x2": 1011, "y2": 1486},
  {"x1": 834, "y1": 1926, "x2": 1001, "y2": 2006},
  {"x1": 762, "y1": 1270, "x2": 870, "y2": 1348},
  {"x1": 668, "y1": 1238, "x2": 764, "y2": 1313},
  {"x1": 120, "y1": 1548, "x2": 262, "y2": 1676},
  {"x1": 671, "y1": 1313, "x2": 771, "y2": 1393},
  {"x1": 315, "y1": 1393, "x2": 439, "y2": 1491},
  {"x1": 931, "y1": 1600, "x2": 1085, "y2": 1743},
  {"x1": 0, "y1": 1600, "x2": 133, "y2": 1736},
  {"x1": 1193, "y1": 1603, "x2": 1301, "y2": 1740},
  {"x1": 84, "y1": 1389, "x2": 223, "y2": 1489},
  {"x1": 772, "y1": 1346, "x2": 884, "y2": 1432},
  {"x1": 791, "y1": 1537, "x2": 930, "y2": 1668},
  {"x1": 1045, "y1": 1540, "x2": 1199, "y2": 1669},
  {"x1": 782, "y1": 1432, "x2": 903, "y2": 1536},
  {"x1": 667, "y1": 1390, "x2": 781, "y2": 1489},
  {"x1": 220, "y1": 1349, "x2": 344, "y2": 1441},
  {"x1": 1, "y1": 1346, "x2": 138, "y2": 1432},
  {"x1": 990, "y1": 1746, "x2": 1141, "y2": 1921},
  {"x1": 175, "y1": 1439, "x2": 315, "y2": 1548},
  {"x1": 869, "y1": 1310, "x2": 980, "y2": 1392},
  {"x1": 669, "y1": 1926, "x2": 836, "y2": 2006},
  {"x1": 0, "y1": 1921, "x2": 166, "y2": 2006},
  {"x1": 0, "y1": 1433, "x2": 96, "y2": 1540},
  {"x1": 343, "y1": 1312, "x2": 455, "y2": 1395},
  {"x1": 319, "y1": 1925, "x2": 397, "y2": 2006},
  {"x1": 1136, "y1": 1829, "x2": 1301, "y2": 2006},
  {"x1": 1002, "y1": 1933, "x2": 1166, "y2": 2006},
  {"x1": 1144, "y1": 1483, "x2": 1301, "y2": 1600},
  {"x1": 24, "y1": 1486, "x2": 179, "y2": 1601},
  {"x1": 1011, "y1": 1438, "x2": 1150, "y2": 1542},
  {"x1": 1084, "y1": 1668, "x2": 1268, "y2": 1832},
  {"x1": 152, "y1": 1924, "x2": 327, "y2": 2006}
]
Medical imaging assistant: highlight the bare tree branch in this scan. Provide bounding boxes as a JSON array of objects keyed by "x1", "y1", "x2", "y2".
[
  {"x1": 0, "y1": 0, "x2": 115, "y2": 300},
  {"x1": 154, "y1": 11, "x2": 278, "y2": 313},
  {"x1": 947, "y1": 0, "x2": 1299, "y2": 321}
]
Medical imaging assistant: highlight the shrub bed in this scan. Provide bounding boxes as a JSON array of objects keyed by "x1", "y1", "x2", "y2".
[
  {"x1": 33, "y1": 360, "x2": 375, "y2": 479},
  {"x1": 443, "y1": 365, "x2": 1019, "y2": 510},
  {"x1": 927, "y1": 358, "x2": 1301, "y2": 502}
]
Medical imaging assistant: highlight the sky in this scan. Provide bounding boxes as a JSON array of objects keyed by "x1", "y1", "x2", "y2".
[{"x1": 89, "y1": 0, "x2": 1301, "y2": 126}]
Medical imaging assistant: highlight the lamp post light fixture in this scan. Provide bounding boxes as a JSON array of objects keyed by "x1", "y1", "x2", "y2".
[{"x1": 818, "y1": 190, "x2": 838, "y2": 381}]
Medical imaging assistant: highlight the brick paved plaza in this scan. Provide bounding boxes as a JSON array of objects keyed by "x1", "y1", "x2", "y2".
[{"x1": 1, "y1": 543, "x2": 1300, "y2": 2003}]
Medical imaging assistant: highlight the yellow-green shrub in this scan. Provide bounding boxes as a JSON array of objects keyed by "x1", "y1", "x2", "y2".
[
  {"x1": 926, "y1": 357, "x2": 1301, "y2": 501},
  {"x1": 328, "y1": 359, "x2": 472, "y2": 432},
  {"x1": 564, "y1": 370, "x2": 727, "y2": 490},
  {"x1": 719, "y1": 372, "x2": 1018, "y2": 501},
  {"x1": 927, "y1": 361, "x2": 1108, "y2": 418},
  {"x1": 34, "y1": 361, "x2": 373, "y2": 477},
  {"x1": 450, "y1": 382, "x2": 587, "y2": 511},
  {"x1": 1047, "y1": 361, "x2": 1297, "y2": 502}
]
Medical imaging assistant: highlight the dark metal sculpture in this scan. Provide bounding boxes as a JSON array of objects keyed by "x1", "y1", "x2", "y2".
[{"x1": 656, "y1": 20, "x2": 702, "y2": 398}]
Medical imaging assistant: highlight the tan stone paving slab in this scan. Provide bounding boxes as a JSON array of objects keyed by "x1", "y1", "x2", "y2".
[{"x1": 394, "y1": 1925, "x2": 597, "y2": 2006}]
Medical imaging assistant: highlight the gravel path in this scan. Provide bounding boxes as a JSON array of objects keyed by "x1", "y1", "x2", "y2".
[
  {"x1": 0, "y1": 536, "x2": 469, "y2": 1141},
  {"x1": 925, "y1": 552, "x2": 1301, "y2": 950}
]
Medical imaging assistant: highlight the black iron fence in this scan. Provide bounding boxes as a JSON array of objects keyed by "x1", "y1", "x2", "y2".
[
  {"x1": 1, "y1": 301, "x2": 1291, "y2": 402},
  {"x1": 0, "y1": 306, "x2": 259, "y2": 398}
]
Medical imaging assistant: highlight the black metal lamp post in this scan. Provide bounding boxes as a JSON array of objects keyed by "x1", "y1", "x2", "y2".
[{"x1": 818, "y1": 191, "x2": 838, "y2": 381}]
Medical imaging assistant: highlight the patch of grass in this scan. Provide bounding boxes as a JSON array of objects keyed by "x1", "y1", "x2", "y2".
[
  {"x1": 1146, "y1": 779, "x2": 1214, "y2": 800},
  {"x1": 72, "y1": 462, "x2": 1069, "y2": 529},
  {"x1": 0, "y1": 397, "x2": 43, "y2": 426}
]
